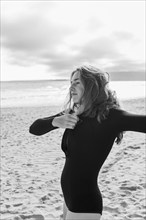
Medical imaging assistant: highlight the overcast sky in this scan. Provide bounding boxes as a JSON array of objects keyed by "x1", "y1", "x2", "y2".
[{"x1": 1, "y1": 1, "x2": 145, "y2": 81}]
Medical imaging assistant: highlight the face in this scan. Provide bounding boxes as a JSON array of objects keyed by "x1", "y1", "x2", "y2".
[{"x1": 70, "y1": 71, "x2": 84, "y2": 104}]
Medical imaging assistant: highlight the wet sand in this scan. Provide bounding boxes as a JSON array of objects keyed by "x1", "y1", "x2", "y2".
[{"x1": 0, "y1": 98, "x2": 145, "y2": 220}]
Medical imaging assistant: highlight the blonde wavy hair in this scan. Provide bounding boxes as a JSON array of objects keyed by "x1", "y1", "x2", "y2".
[{"x1": 64, "y1": 65, "x2": 123, "y2": 144}]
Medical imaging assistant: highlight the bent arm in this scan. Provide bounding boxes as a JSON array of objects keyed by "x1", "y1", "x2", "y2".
[
  {"x1": 29, "y1": 112, "x2": 63, "y2": 135},
  {"x1": 116, "y1": 110, "x2": 146, "y2": 133}
]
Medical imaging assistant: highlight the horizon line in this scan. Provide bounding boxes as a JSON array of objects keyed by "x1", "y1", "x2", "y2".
[{"x1": 1, "y1": 79, "x2": 145, "y2": 82}]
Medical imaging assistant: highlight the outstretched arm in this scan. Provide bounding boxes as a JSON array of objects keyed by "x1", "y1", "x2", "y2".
[{"x1": 115, "y1": 109, "x2": 146, "y2": 133}]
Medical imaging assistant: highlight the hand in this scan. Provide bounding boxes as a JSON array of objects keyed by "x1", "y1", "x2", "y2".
[{"x1": 52, "y1": 114, "x2": 79, "y2": 129}]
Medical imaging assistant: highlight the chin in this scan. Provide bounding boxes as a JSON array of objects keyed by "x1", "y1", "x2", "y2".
[
  {"x1": 72, "y1": 99, "x2": 80, "y2": 104},
  {"x1": 72, "y1": 96, "x2": 81, "y2": 104}
]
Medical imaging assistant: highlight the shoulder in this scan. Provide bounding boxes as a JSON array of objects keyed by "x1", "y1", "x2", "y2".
[
  {"x1": 108, "y1": 108, "x2": 141, "y2": 122},
  {"x1": 108, "y1": 108, "x2": 128, "y2": 118}
]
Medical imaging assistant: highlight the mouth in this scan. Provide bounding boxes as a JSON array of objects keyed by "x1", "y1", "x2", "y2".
[{"x1": 71, "y1": 93, "x2": 77, "y2": 96}]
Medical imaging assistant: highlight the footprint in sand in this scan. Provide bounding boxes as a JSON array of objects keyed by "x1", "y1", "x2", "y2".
[
  {"x1": 19, "y1": 214, "x2": 45, "y2": 220},
  {"x1": 103, "y1": 206, "x2": 120, "y2": 214}
]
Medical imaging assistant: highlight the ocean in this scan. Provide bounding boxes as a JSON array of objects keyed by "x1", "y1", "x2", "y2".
[{"x1": 1, "y1": 80, "x2": 145, "y2": 108}]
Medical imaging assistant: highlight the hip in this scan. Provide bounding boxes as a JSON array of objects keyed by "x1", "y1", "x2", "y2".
[{"x1": 63, "y1": 201, "x2": 102, "y2": 220}]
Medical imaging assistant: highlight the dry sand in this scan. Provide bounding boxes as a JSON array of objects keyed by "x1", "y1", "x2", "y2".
[{"x1": 0, "y1": 99, "x2": 145, "y2": 220}]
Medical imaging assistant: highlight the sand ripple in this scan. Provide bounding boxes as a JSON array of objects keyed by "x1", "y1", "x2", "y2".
[{"x1": 1, "y1": 100, "x2": 145, "y2": 220}]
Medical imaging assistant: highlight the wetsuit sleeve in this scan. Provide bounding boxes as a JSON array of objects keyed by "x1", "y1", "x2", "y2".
[
  {"x1": 29, "y1": 111, "x2": 64, "y2": 136},
  {"x1": 115, "y1": 109, "x2": 146, "y2": 133}
]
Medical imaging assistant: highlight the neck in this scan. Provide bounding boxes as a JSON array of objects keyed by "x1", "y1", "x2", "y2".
[{"x1": 74, "y1": 104, "x2": 84, "y2": 115}]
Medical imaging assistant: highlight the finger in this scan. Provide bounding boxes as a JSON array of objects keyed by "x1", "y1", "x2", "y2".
[
  {"x1": 67, "y1": 121, "x2": 76, "y2": 126},
  {"x1": 69, "y1": 120, "x2": 78, "y2": 126},
  {"x1": 67, "y1": 119, "x2": 78, "y2": 124},
  {"x1": 66, "y1": 113, "x2": 78, "y2": 120},
  {"x1": 66, "y1": 117, "x2": 78, "y2": 124},
  {"x1": 68, "y1": 126, "x2": 74, "y2": 129},
  {"x1": 68, "y1": 114, "x2": 79, "y2": 122},
  {"x1": 66, "y1": 122, "x2": 76, "y2": 128},
  {"x1": 66, "y1": 124, "x2": 74, "y2": 129}
]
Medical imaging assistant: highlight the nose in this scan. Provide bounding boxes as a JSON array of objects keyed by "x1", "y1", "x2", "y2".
[{"x1": 70, "y1": 84, "x2": 75, "y2": 93}]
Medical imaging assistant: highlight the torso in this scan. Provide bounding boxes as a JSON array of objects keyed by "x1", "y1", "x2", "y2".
[{"x1": 61, "y1": 112, "x2": 118, "y2": 214}]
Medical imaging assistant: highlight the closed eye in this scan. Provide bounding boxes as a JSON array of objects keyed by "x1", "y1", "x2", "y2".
[
  {"x1": 71, "y1": 81, "x2": 80, "y2": 86},
  {"x1": 71, "y1": 78, "x2": 80, "y2": 85}
]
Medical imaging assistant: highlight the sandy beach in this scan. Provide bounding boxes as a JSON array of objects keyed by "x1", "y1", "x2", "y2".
[{"x1": 0, "y1": 98, "x2": 145, "y2": 220}]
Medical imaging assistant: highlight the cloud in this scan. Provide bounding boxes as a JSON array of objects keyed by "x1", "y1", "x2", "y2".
[
  {"x1": 107, "y1": 58, "x2": 145, "y2": 72},
  {"x1": 1, "y1": 1, "x2": 145, "y2": 80},
  {"x1": 77, "y1": 36, "x2": 121, "y2": 60},
  {"x1": 2, "y1": 14, "x2": 74, "y2": 52},
  {"x1": 44, "y1": 34, "x2": 124, "y2": 72},
  {"x1": 113, "y1": 31, "x2": 134, "y2": 41},
  {"x1": 1, "y1": 7, "x2": 104, "y2": 72},
  {"x1": 2, "y1": 14, "x2": 78, "y2": 71}
]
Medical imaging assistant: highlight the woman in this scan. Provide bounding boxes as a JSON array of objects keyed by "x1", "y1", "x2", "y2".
[{"x1": 29, "y1": 66, "x2": 146, "y2": 220}]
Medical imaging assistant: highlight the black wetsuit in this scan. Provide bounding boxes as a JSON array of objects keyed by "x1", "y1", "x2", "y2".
[{"x1": 29, "y1": 109, "x2": 146, "y2": 214}]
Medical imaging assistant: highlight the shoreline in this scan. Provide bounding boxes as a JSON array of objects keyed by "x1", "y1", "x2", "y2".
[{"x1": 1, "y1": 97, "x2": 145, "y2": 109}]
